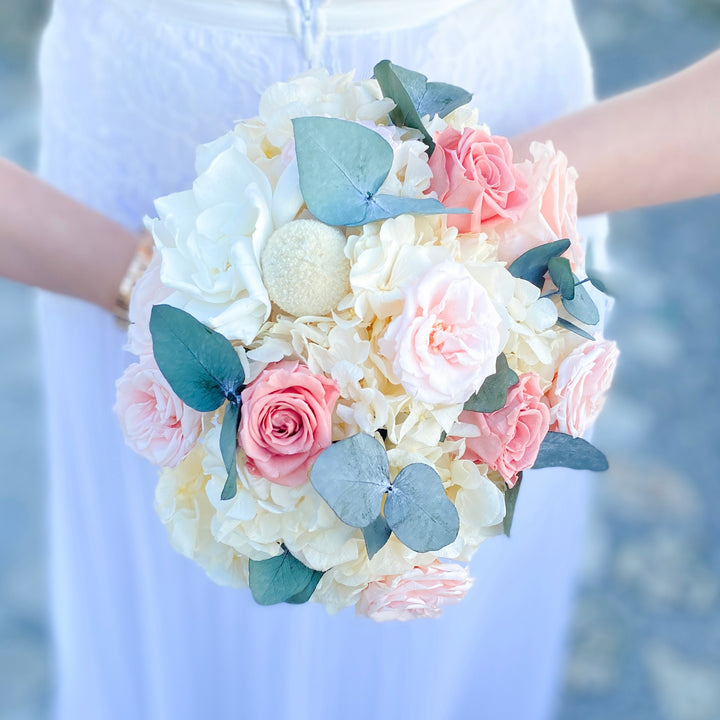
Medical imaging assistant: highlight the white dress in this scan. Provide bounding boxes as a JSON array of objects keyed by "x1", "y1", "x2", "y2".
[{"x1": 37, "y1": 1, "x2": 605, "y2": 718}]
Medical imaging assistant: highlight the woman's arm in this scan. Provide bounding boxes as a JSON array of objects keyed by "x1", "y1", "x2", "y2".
[
  {"x1": 512, "y1": 49, "x2": 720, "y2": 216},
  {"x1": 0, "y1": 158, "x2": 142, "y2": 311}
]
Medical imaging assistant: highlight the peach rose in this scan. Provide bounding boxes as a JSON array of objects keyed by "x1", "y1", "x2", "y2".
[
  {"x1": 496, "y1": 141, "x2": 584, "y2": 271},
  {"x1": 357, "y1": 561, "x2": 472, "y2": 622},
  {"x1": 457, "y1": 372, "x2": 550, "y2": 486},
  {"x1": 239, "y1": 361, "x2": 339, "y2": 486},
  {"x1": 378, "y1": 260, "x2": 504, "y2": 406},
  {"x1": 428, "y1": 126, "x2": 529, "y2": 234},
  {"x1": 114, "y1": 357, "x2": 203, "y2": 467},
  {"x1": 549, "y1": 339, "x2": 619, "y2": 437}
]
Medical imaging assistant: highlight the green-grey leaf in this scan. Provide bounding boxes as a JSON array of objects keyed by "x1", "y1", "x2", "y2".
[
  {"x1": 219, "y1": 400, "x2": 240, "y2": 501},
  {"x1": 384, "y1": 463, "x2": 459, "y2": 553},
  {"x1": 507, "y1": 239, "x2": 571, "y2": 289},
  {"x1": 377, "y1": 60, "x2": 472, "y2": 120},
  {"x1": 284, "y1": 569, "x2": 324, "y2": 605},
  {"x1": 248, "y1": 548, "x2": 321, "y2": 606},
  {"x1": 374, "y1": 60, "x2": 435, "y2": 153},
  {"x1": 548, "y1": 256, "x2": 575, "y2": 300},
  {"x1": 463, "y1": 353, "x2": 520, "y2": 413},
  {"x1": 292, "y1": 116, "x2": 393, "y2": 227},
  {"x1": 561, "y1": 277, "x2": 600, "y2": 326},
  {"x1": 310, "y1": 433, "x2": 391, "y2": 528},
  {"x1": 587, "y1": 273, "x2": 612, "y2": 296},
  {"x1": 556, "y1": 317, "x2": 595, "y2": 341},
  {"x1": 503, "y1": 472, "x2": 522, "y2": 538},
  {"x1": 533, "y1": 432, "x2": 609, "y2": 472},
  {"x1": 150, "y1": 304, "x2": 245, "y2": 412},
  {"x1": 362, "y1": 515, "x2": 392, "y2": 560}
]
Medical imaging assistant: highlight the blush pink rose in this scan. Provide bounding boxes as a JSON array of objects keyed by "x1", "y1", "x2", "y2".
[
  {"x1": 549, "y1": 339, "x2": 619, "y2": 437},
  {"x1": 457, "y1": 372, "x2": 550, "y2": 487},
  {"x1": 114, "y1": 357, "x2": 203, "y2": 467},
  {"x1": 126, "y1": 250, "x2": 172, "y2": 357},
  {"x1": 496, "y1": 141, "x2": 585, "y2": 271},
  {"x1": 378, "y1": 260, "x2": 505, "y2": 405},
  {"x1": 357, "y1": 561, "x2": 472, "y2": 622},
  {"x1": 428, "y1": 126, "x2": 529, "y2": 234},
  {"x1": 239, "y1": 361, "x2": 340, "y2": 486}
]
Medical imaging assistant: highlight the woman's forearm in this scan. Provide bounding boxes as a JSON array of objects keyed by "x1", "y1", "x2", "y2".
[
  {"x1": 0, "y1": 158, "x2": 141, "y2": 311},
  {"x1": 512, "y1": 49, "x2": 720, "y2": 216}
]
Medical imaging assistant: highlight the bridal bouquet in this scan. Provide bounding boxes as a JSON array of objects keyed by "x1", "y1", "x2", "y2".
[{"x1": 115, "y1": 62, "x2": 618, "y2": 621}]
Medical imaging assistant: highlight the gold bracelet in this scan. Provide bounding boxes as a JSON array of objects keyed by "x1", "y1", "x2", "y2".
[{"x1": 114, "y1": 237, "x2": 154, "y2": 325}]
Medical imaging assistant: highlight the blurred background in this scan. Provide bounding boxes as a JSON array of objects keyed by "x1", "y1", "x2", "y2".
[{"x1": 0, "y1": 1, "x2": 719, "y2": 718}]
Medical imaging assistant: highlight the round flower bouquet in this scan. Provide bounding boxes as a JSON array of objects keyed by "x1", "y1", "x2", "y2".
[{"x1": 116, "y1": 61, "x2": 618, "y2": 621}]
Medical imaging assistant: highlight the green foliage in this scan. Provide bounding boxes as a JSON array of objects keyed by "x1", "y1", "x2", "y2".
[
  {"x1": 362, "y1": 515, "x2": 392, "y2": 560},
  {"x1": 533, "y1": 432, "x2": 608, "y2": 472},
  {"x1": 309, "y1": 433, "x2": 390, "y2": 528},
  {"x1": 555, "y1": 317, "x2": 595, "y2": 341},
  {"x1": 150, "y1": 304, "x2": 245, "y2": 412},
  {"x1": 384, "y1": 463, "x2": 460, "y2": 553},
  {"x1": 219, "y1": 400, "x2": 240, "y2": 501},
  {"x1": 248, "y1": 547, "x2": 323, "y2": 606},
  {"x1": 373, "y1": 60, "x2": 472, "y2": 153},
  {"x1": 561, "y1": 277, "x2": 600, "y2": 326},
  {"x1": 503, "y1": 473, "x2": 522, "y2": 538},
  {"x1": 507, "y1": 239, "x2": 571, "y2": 289},
  {"x1": 548, "y1": 256, "x2": 575, "y2": 300},
  {"x1": 463, "y1": 354, "x2": 519, "y2": 413}
]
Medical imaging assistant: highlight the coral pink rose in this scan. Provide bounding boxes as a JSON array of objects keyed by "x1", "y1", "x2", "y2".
[
  {"x1": 496, "y1": 141, "x2": 585, "y2": 271},
  {"x1": 357, "y1": 561, "x2": 472, "y2": 622},
  {"x1": 549, "y1": 339, "x2": 619, "y2": 437},
  {"x1": 239, "y1": 361, "x2": 339, "y2": 486},
  {"x1": 428, "y1": 126, "x2": 529, "y2": 234},
  {"x1": 378, "y1": 260, "x2": 505, "y2": 405},
  {"x1": 457, "y1": 372, "x2": 550, "y2": 486},
  {"x1": 115, "y1": 357, "x2": 203, "y2": 467}
]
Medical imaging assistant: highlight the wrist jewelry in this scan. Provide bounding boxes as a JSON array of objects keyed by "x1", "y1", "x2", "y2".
[{"x1": 114, "y1": 237, "x2": 154, "y2": 324}]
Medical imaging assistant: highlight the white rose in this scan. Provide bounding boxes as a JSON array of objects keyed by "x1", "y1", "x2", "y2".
[{"x1": 149, "y1": 135, "x2": 273, "y2": 344}]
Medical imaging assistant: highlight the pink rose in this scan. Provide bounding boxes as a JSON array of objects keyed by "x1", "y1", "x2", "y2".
[
  {"x1": 457, "y1": 372, "x2": 550, "y2": 486},
  {"x1": 126, "y1": 250, "x2": 172, "y2": 357},
  {"x1": 549, "y1": 339, "x2": 619, "y2": 437},
  {"x1": 357, "y1": 561, "x2": 472, "y2": 622},
  {"x1": 428, "y1": 126, "x2": 529, "y2": 233},
  {"x1": 496, "y1": 141, "x2": 585, "y2": 271},
  {"x1": 378, "y1": 260, "x2": 504, "y2": 405},
  {"x1": 239, "y1": 361, "x2": 340, "y2": 486},
  {"x1": 114, "y1": 357, "x2": 203, "y2": 467}
]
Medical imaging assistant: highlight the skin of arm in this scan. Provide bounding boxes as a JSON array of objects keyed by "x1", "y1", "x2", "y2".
[
  {"x1": 512, "y1": 49, "x2": 720, "y2": 216},
  {"x1": 0, "y1": 158, "x2": 143, "y2": 311}
]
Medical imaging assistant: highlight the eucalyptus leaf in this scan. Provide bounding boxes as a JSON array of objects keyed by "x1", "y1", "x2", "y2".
[
  {"x1": 360, "y1": 193, "x2": 469, "y2": 225},
  {"x1": 362, "y1": 515, "x2": 392, "y2": 560},
  {"x1": 548, "y1": 256, "x2": 575, "y2": 300},
  {"x1": 503, "y1": 472, "x2": 522, "y2": 538},
  {"x1": 533, "y1": 432, "x2": 608, "y2": 472},
  {"x1": 150, "y1": 304, "x2": 245, "y2": 412},
  {"x1": 373, "y1": 60, "x2": 435, "y2": 152},
  {"x1": 375, "y1": 60, "x2": 472, "y2": 122},
  {"x1": 556, "y1": 317, "x2": 595, "y2": 341},
  {"x1": 293, "y1": 116, "x2": 393, "y2": 227},
  {"x1": 248, "y1": 548, "x2": 322, "y2": 606},
  {"x1": 219, "y1": 400, "x2": 240, "y2": 501},
  {"x1": 587, "y1": 273, "x2": 612, "y2": 296},
  {"x1": 384, "y1": 463, "x2": 459, "y2": 553},
  {"x1": 310, "y1": 433, "x2": 390, "y2": 528},
  {"x1": 464, "y1": 353, "x2": 519, "y2": 413},
  {"x1": 507, "y1": 239, "x2": 571, "y2": 289},
  {"x1": 284, "y1": 569, "x2": 324, "y2": 605},
  {"x1": 561, "y1": 277, "x2": 600, "y2": 326}
]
